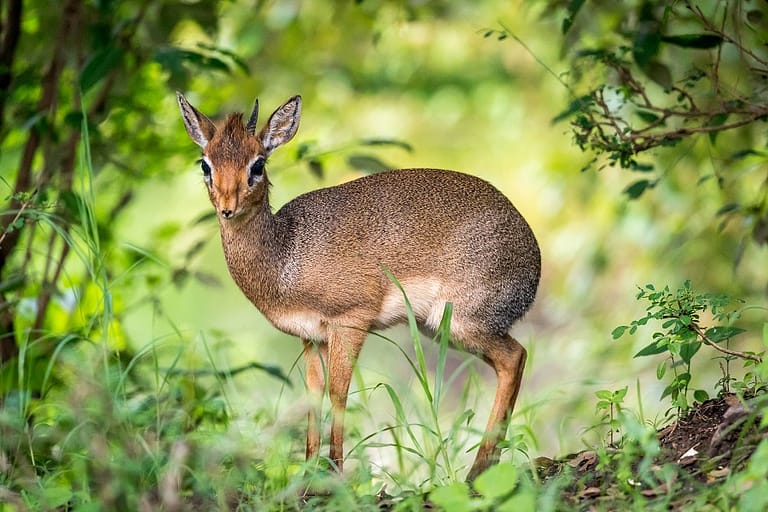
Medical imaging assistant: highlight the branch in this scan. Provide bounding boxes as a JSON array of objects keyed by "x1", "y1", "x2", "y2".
[
  {"x1": 690, "y1": 323, "x2": 763, "y2": 364},
  {"x1": 0, "y1": 0, "x2": 22, "y2": 133}
]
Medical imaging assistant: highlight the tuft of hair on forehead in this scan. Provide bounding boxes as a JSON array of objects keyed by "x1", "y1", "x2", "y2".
[
  {"x1": 220, "y1": 112, "x2": 248, "y2": 141},
  {"x1": 206, "y1": 112, "x2": 258, "y2": 165}
]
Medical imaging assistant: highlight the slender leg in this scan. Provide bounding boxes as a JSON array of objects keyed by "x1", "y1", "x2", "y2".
[
  {"x1": 304, "y1": 340, "x2": 328, "y2": 462},
  {"x1": 466, "y1": 335, "x2": 527, "y2": 482},
  {"x1": 327, "y1": 327, "x2": 366, "y2": 472}
]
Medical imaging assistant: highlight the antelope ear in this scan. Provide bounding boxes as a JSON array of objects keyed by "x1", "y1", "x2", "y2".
[
  {"x1": 246, "y1": 98, "x2": 259, "y2": 135},
  {"x1": 176, "y1": 92, "x2": 216, "y2": 148},
  {"x1": 259, "y1": 95, "x2": 301, "y2": 155}
]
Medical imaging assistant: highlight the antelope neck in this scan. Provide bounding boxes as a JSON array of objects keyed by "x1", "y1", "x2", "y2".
[{"x1": 217, "y1": 202, "x2": 287, "y2": 307}]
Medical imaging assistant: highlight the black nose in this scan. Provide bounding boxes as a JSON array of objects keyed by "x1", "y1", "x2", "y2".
[{"x1": 221, "y1": 209, "x2": 233, "y2": 218}]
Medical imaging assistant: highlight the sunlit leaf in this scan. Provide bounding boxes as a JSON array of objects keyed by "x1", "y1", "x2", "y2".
[
  {"x1": 704, "y1": 326, "x2": 746, "y2": 343},
  {"x1": 635, "y1": 340, "x2": 668, "y2": 358},
  {"x1": 611, "y1": 325, "x2": 628, "y2": 339},
  {"x1": 429, "y1": 482, "x2": 473, "y2": 511},
  {"x1": 474, "y1": 462, "x2": 518, "y2": 499},
  {"x1": 693, "y1": 389, "x2": 709, "y2": 402}
]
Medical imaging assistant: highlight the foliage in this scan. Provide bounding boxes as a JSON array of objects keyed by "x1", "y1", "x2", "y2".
[
  {"x1": 536, "y1": 0, "x2": 768, "y2": 249},
  {"x1": 613, "y1": 281, "x2": 766, "y2": 414}
]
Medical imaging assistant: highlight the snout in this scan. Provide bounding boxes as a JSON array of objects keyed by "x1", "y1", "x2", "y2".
[{"x1": 214, "y1": 187, "x2": 239, "y2": 220}]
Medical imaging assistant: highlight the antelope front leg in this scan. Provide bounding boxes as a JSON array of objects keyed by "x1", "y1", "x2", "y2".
[
  {"x1": 327, "y1": 327, "x2": 366, "y2": 472},
  {"x1": 304, "y1": 340, "x2": 328, "y2": 462}
]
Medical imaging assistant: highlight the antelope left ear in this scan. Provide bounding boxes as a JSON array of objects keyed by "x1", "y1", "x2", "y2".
[
  {"x1": 259, "y1": 95, "x2": 301, "y2": 156},
  {"x1": 246, "y1": 98, "x2": 259, "y2": 135}
]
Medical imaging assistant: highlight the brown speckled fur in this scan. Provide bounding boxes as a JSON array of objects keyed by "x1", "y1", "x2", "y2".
[{"x1": 177, "y1": 93, "x2": 541, "y2": 482}]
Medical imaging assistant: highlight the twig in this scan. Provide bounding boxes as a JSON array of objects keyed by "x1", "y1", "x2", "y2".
[
  {"x1": 0, "y1": 195, "x2": 33, "y2": 250},
  {"x1": 690, "y1": 323, "x2": 763, "y2": 363}
]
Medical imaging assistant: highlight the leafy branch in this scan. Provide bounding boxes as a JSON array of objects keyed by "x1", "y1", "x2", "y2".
[
  {"x1": 548, "y1": 0, "x2": 768, "y2": 168},
  {"x1": 613, "y1": 281, "x2": 764, "y2": 413}
]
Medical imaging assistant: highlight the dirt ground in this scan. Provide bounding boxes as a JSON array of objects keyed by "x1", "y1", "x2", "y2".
[{"x1": 549, "y1": 389, "x2": 768, "y2": 509}]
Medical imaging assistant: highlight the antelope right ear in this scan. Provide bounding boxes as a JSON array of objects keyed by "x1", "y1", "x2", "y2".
[{"x1": 176, "y1": 92, "x2": 217, "y2": 148}]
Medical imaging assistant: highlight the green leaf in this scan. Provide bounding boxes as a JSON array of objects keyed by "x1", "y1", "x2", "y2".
[
  {"x1": 429, "y1": 482, "x2": 474, "y2": 512},
  {"x1": 716, "y1": 203, "x2": 740, "y2": 216},
  {"x1": 347, "y1": 154, "x2": 392, "y2": 174},
  {"x1": 636, "y1": 110, "x2": 660, "y2": 124},
  {"x1": 552, "y1": 94, "x2": 593, "y2": 123},
  {"x1": 474, "y1": 462, "x2": 518, "y2": 500},
  {"x1": 360, "y1": 138, "x2": 414, "y2": 152},
  {"x1": 679, "y1": 341, "x2": 701, "y2": 364},
  {"x1": 635, "y1": 340, "x2": 668, "y2": 357},
  {"x1": 308, "y1": 159, "x2": 324, "y2": 179},
  {"x1": 624, "y1": 179, "x2": 655, "y2": 199},
  {"x1": 705, "y1": 326, "x2": 746, "y2": 343},
  {"x1": 633, "y1": 26, "x2": 661, "y2": 69},
  {"x1": 763, "y1": 323, "x2": 768, "y2": 348},
  {"x1": 629, "y1": 161, "x2": 654, "y2": 173},
  {"x1": 729, "y1": 149, "x2": 764, "y2": 161},
  {"x1": 656, "y1": 360, "x2": 666, "y2": 380},
  {"x1": 80, "y1": 46, "x2": 124, "y2": 93},
  {"x1": 644, "y1": 61, "x2": 673, "y2": 89},
  {"x1": 195, "y1": 42, "x2": 250, "y2": 74},
  {"x1": 613, "y1": 386, "x2": 628, "y2": 400},
  {"x1": 611, "y1": 325, "x2": 628, "y2": 339},
  {"x1": 693, "y1": 389, "x2": 710, "y2": 402},
  {"x1": 706, "y1": 113, "x2": 729, "y2": 144},
  {"x1": 661, "y1": 34, "x2": 724, "y2": 49},
  {"x1": 562, "y1": 0, "x2": 586, "y2": 34}
]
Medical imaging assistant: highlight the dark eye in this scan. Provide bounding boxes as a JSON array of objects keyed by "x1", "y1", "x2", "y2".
[
  {"x1": 200, "y1": 159, "x2": 212, "y2": 183},
  {"x1": 248, "y1": 157, "x2": 265, "y2": 186}
]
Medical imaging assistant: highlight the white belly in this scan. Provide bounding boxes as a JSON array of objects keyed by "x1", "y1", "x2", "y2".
[{"x1": 375, "y1": 278, "x2": 448, "y2": 332}]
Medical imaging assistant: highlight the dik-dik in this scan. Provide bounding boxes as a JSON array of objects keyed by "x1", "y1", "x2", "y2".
[{"x1": 176, "y1": 92, "x2": 541, "y2": 481}]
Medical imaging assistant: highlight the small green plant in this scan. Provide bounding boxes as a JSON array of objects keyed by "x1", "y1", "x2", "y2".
[
  {"x1": 428, "y1": 462, "x2": 537, "y2": 511},
  {"x1": 594, "y1": 386, "x2": 628, "y2": 446},
  {"x1": 612, "y1": 281, "x2": 764, "y2": 414}
]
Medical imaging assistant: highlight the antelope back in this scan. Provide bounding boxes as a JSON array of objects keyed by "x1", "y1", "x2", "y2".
[{"x1": 176, "y1": 93, "x2": 301, "y2": 220}]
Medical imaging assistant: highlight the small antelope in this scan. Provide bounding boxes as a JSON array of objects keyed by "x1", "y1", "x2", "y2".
[{"x1": 176, "y1": 92, "x2": 541, "y2": 481}]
